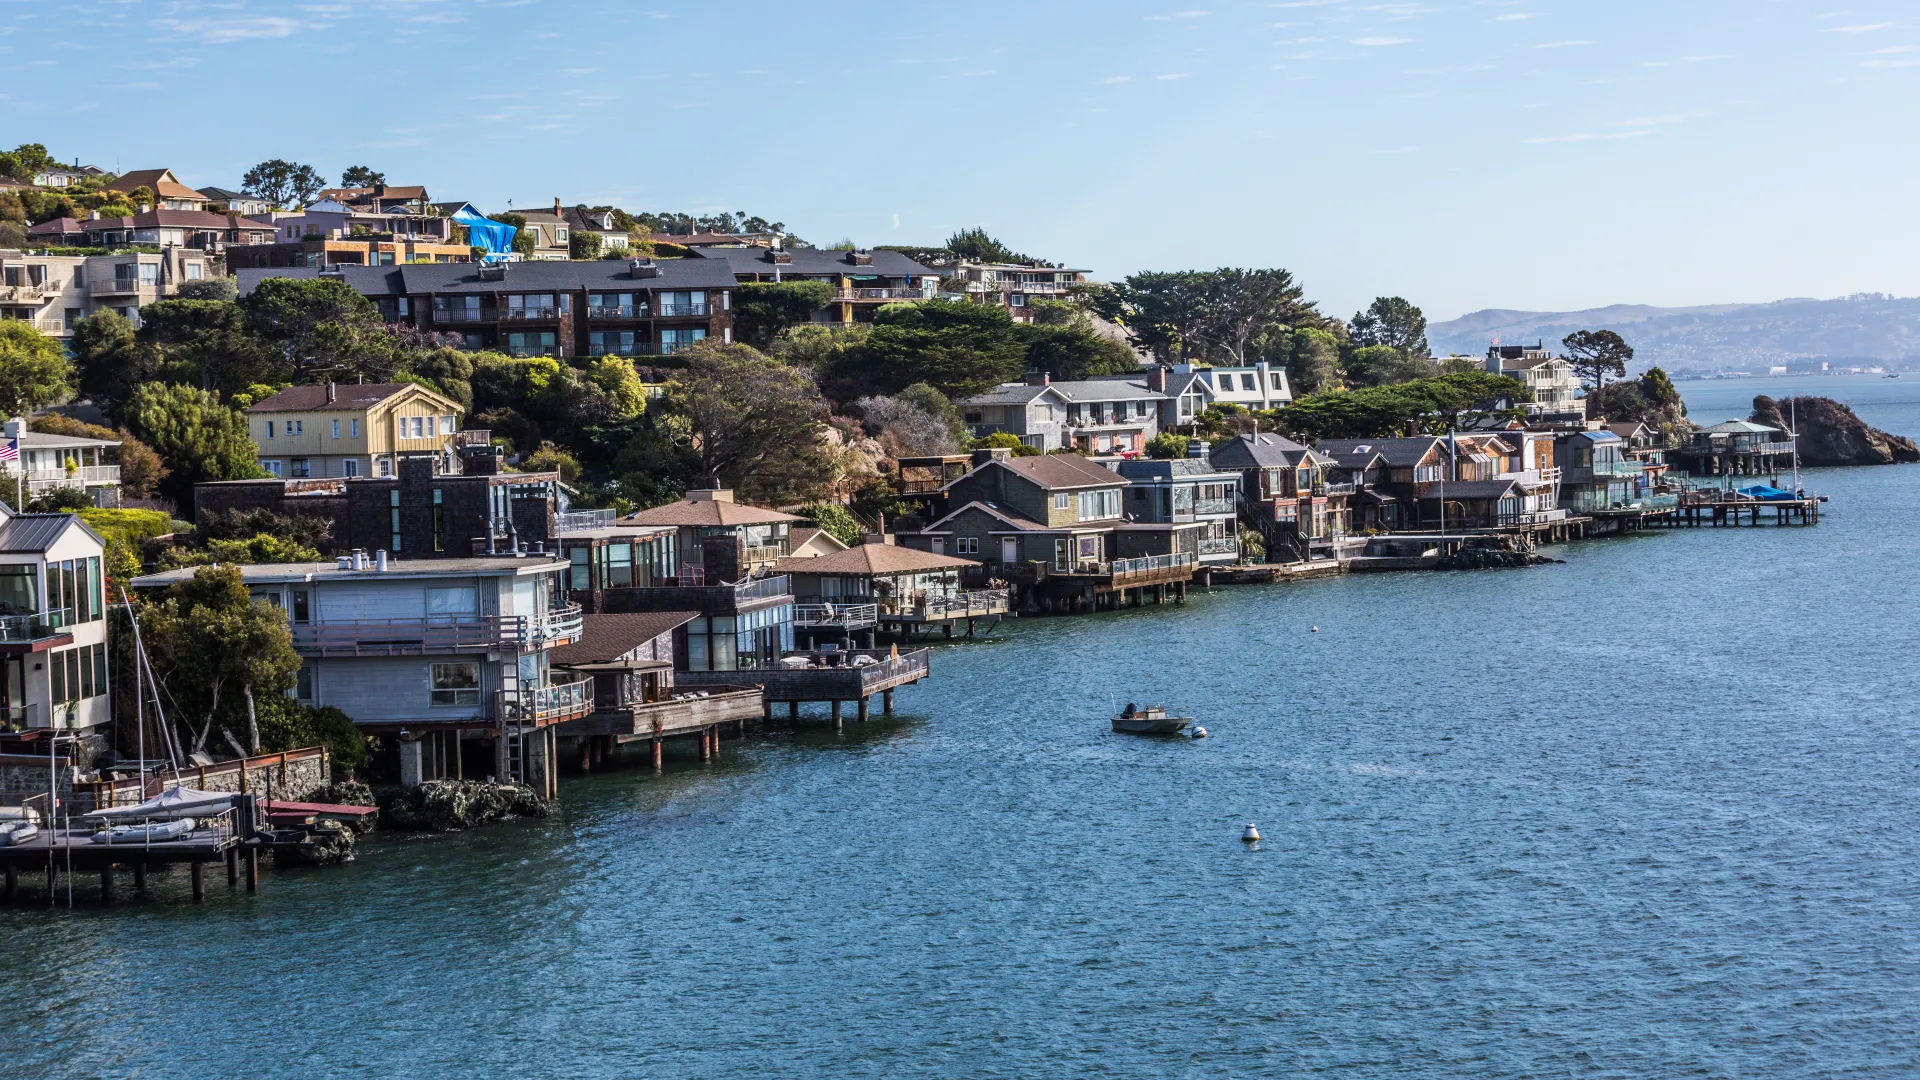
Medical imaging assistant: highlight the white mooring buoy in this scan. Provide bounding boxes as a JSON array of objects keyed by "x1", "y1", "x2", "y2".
[
  {"x1": 1310, "y1": 626, "x2": 1319, "y2": 633},
  {"x1": 1189, "y1": 725, "x2": 1208, "y2": 739},
  {"x1": 1241, "y1": 823, "x2": 1261, "y2": 843}
]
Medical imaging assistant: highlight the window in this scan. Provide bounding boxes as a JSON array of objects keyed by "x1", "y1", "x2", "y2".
[
  {"x1": 390, "y1": 489, "x2": 402, "y2": 552},
  {"x1": 1133, "y1": 400, "x2": 1148, "y2": 418},
  {"x1": 1241, "y1": 374, "x2": 1256, "y2": 391},
  {"x1": 589, "y1": 330, "x2": 636, "y2": 355},
  {"x1": 49, "y1": 644, "x2": 107, "y2": 704},
  {"x1": 289, "y1": 458, "x2": 311, "y2": 478},
  {"x1": 264, "y1": 421, "x2": 275, "y2": 439},
  {"x1": 956, "y1": 537, "x2": 979, "y2": 554},
  {"x1": 658, "y1": 291, "x2": 708, "y2": 317},
  {"x1": 332, "y1": 419, "x2": 341, "y2": 438},
  {"x1": 430, "y1": 662, "x2": 481, "y2": 706},
  {"x1": 555, "y1": 228, "x2": 569, "y2": 243},
  {"x1": 1217, "y1": 373, "x2": 1232, "y2": 390},
  {"x1": 1270, "y1": 373, "x2": 1284, "y2": 390},
  {"x1": 507, "y1": 331, "x2": 557, "y2": 356},
  {"x1": 138, "y1": 263, "x2": 159, "y2": 285},
  {"x1": 343, "y1": 459, "x2": 359, "y2": 477},
  {"x1": 377, "y1": 457, "x2": 391, "y2": 477},
  {"x1": 431, "y1": 489, "x2": 445, "y2": 552},
  {"x1": 1077, "y1": 488, "x2": 1121, "y2": 521},
  {"x1": 351, "y1": 418, "x2": 360, "y2": 439},
  {"x1": 292, "y1": 589, "x2": 311, "y2": 625},
  {"x1": 1053, "y1": 492, "x2": 1070, "y2": 510},
  {"x1": 296, "y1": 666, "x2": 313, "y2": 701},
  {"x1": 658, "y1": 327, "x2": 706, "y2": 353},
  {"x1": 262, "y1": 460, "x2": 283, "y2": 477},
  {"x1": 185, "y1": 262, "x2": 204, "y2": 280},
  {"x1": 439, "y1": 415, "x2": 454, "y2": 435},
  {"x1": 289, "y1": 419, "x2": 303, "y2": 436},
  {"x1": 427, "y1": 585, "x2": 477, "y2": 618}
]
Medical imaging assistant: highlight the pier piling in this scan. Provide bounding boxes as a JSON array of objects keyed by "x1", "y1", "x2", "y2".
[
  {"x1": 883, "y1": 688, "x2": 894, "y2": 715},
  {"x1": 226, "y1": 847, "x2": 239, "y2": 885},
  {"x1": 857, "y1": 697, "x2": 870, "y2": 722},
  {"x1": 245, "y1": 848, "x2": 259, "y2": 892},
  {"x1": 100, "y1": 866, "x2": 113, "y2": 904},
  {"x1": 134, "y1": 862, "x2": 148, "y2": 892},
  {"x1": 191, "y1": 861, "x2": 205, "y2": 902},
  {"x1": 4, "y1": 862, "x2": 15, "y2": 900}
]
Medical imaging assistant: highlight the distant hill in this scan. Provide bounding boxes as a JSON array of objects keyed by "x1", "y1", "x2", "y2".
[{"x1": 1428, "y1": 294, "x2": 1920, "y2": 372}]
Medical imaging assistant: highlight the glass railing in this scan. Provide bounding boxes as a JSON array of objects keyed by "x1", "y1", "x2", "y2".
[{"x1": 0, "y1": 608, "x2": 73, "y2": 641}]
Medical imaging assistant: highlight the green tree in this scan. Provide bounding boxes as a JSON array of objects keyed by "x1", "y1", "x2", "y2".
[
  {"x1": 522, "y1": 443, "x2": 582, "y2": 485},
  {"x1": 1349, "y1": 297, "x2": 1430, "y2": 357},
  {"x1": 0, "y1": 143, "x2": 54, "y2": 182},
  {"x1": 256, "y1": 701, "x2": 366, "y2": 777},
  {"x1": 796, "y1": 502, "x2": 863, "y2": 547},
  {"x1": 733, "y1": 280, "x2": 835, "y2": 350},
  {"x1": 973, "y1": 431, "x2": 1040, "y2": 457},
  {"x1": 401, "y1": 345, "x2": 475, "y2": 409},
  {"x1": 30, "y1": 414, "x2": 169, "y2": 498},
  {"x1": 586, "y1": 356, "x2": 648, "y2": 421},
  {"x1": 1562, "y1": 329, "x2": 1635, "y2": 391},
  {"x1": 945, "y1": 227, "x2": 1034, "y2": 264},
  {"x1": 1272, "y1": 371, "x2": 1528, "y2": 441},
  {"x1": 339, "y1": 165, "x2": 385, "y2": 188},
  {"x1": 241, "y1": 159, "x2": 326, "y2": 209},
  {"x1": 1019, "y1": 322, "x2": 1139, "y2": 381},
  {"x1": 139, "y1": 565, "x2": 300, "y2": 753},
  {"x1": 843, "y1": 301, "x2": 1028, "y2": 400},
  {"x1": 569, "y1": 230, "x2": 603, "y2": 260},
  {"x1": 175, "y1": 278, "x2": 239, "y2": 303},
  {"x1": 69, "y1": 310, "x2": 142, "y2": 413},
  {"x1": 120, "y1": 383, "x2": 265, "y2": 507},
  {"x1": 1146, "y1": 431, "x2": 1192, "y2": 459},
  {"x1": 0, "y1": 321, "x2": 73, "y2": 418},
  {"x1": 1344, "y1": 344, "x2": 1435, "y2": 387},
  {"x1": 244, "y1": 276, "x2": 401, "y2": 383},
  {"x1": 1287, "y1": 326, "x2": 1343, "y2": 395},
  {"x1": 1101, "y1": 268, "x2": 1319, "y2": 365},
  {"x1": 666, "y1": 341, "x2": 833, "y2": 500},
  {"x1": 137, "y1": 297, "x2": 281, "y2": 395}
]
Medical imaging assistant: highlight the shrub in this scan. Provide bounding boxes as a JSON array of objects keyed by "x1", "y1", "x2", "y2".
[
  {"x1": 973, "y1": 431, "x2": 1039, "y2": 457},
  {"x1": 796, "y1": 502, "x2": 863, "y2": 546},
  {"x1": 1146, "y1": 432, "x2": 1191, "y2": 460}
]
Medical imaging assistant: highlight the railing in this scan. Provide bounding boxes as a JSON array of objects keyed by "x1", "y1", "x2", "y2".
[
  {"x1": 832, "y1": 288, "x2": 931, "y2": 301},
  {"x1": 734, "y1": 575, "x2": 791, "y2": 602},
  {"x1": 0, "y1": 607, "x2": 73, "y2": 642},
  {"x1": 555, "y1": 508, "x2": 616, "y2": 533},
  {"x1": 968, "y1": 280, "x2": 1073, "y2": 294},
  {"x1": 453, "y1": 428, "x2": 492, "y2": 448},
  {"x1": 632, "y1": 339, "x2": 704, "y2": 355},
  {"x1": 92, "y1": 278, "x2": 144, "y2": 295},
  {"x1": 432, "y1": 307, "x2": 491, "y2": 323},
  {"x1": 1498, "y1": 508, "x2": 1570, "y2": 525},
  {"x1": 26, "y1": 465, "x2": 120, "y2": 490},
  {"x1": 289, "y1": 604, "x2": 584, "y2": 656},
  {"x1": 507, "y1": 345, "x2": 561, "y2": 358},
  {"x1": 793, "y1": 603, "x2": 879, "y2": 629},
  {"x1": 588, "y1": 305, "x2": 645, "y2": 318},
  {"x1": 1056, "y1": 552, "x2": 1198, "y2": 578},
  {"x1": 0, "y1": 283, "x2": 51, "y2": 300},
  {"x1": 1592, "y1": 460, "x2": 1644, "y2": 477},
  {"x1": 499, "y1": 306, "x2": 560, "y2": 320},
  {"x1": 1193, "y1": 497, "x2": 1237, "y2": 516},
  {"x1": 658, "y1": 302, "x2": 708, "y2": 317},
  {"x1": 919, "y1": 589, "x2": 1009, "y2": 617},
  {"x1": 2, "y1": 702, "x2": 41, "y2": 732},
  {"x1": 1198, "y1": 536, "x2": 1240, "y2": 556},
  {"x1": 498, "y1": 677, "x2": 594, "y2": 724},
  {"x1": 1316, "y1": 482, "x2": 1356, "y2": 496}
]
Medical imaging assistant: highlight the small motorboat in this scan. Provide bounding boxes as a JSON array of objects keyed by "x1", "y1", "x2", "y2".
[
  {"x1": 0, "y1": 819, "x2": 39, "y2": 847},
  {"x1": 1111, "y1": 705, "x2": 1192, "y2": 735},
  {"x1": 90, "y1": 818, "x2": 197, "y2": 845}
]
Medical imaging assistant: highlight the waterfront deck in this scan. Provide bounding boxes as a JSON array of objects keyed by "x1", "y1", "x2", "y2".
[
  {"x1": 0, "y1": 803, "x2": 264, "y2": 904},
  {"x1": 878, "y1": 590, "x2": 1010, "y2": 640},
  {"x1": 674, "y1": 648, "x2": 932, "y2": 727},
  {"x1": 560, "y1": 686, "x2": 766, "y2": 772}
]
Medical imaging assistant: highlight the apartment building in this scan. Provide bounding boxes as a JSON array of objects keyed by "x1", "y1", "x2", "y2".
[
  {"x1": 951, "y1": 261, "x2": 1089, "y2": 320},
  {"x1": 245, "y1": 381, "x2": 465, "y2": 480},
  {"x1": 1162, "y1": 361, "x2": 1293, "y2": 414},
  {"x1": 691, "y1": 244, "x2": 937, "y2": 325},
  {"x1": 132, "y1": 553, "x2": 588, "y2": 789},
  {"x1": 0, "y1": 507, "x2": 111, "y2": 734},
  {"x1": 0, "y1": 247, "x2": 218, "y2": 339},
  {"x1": 80, "y1": 209, "x2": 278, "y2": 250},
  {"x1": 236, "y1": 258, "x2": 737, "y2": 358}
]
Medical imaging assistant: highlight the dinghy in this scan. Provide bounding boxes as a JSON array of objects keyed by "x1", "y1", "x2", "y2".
[
  {"x1": 91, "y1": 818, "x2": 196, "y2": 845},
  {"x1": 84, "y1": 786, "x2": 231, "y2": 823},
  {"x1": 0, "y1": 819, "x2": 39, "y2": 847}
]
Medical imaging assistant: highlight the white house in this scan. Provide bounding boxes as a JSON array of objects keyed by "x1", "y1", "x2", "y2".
[{"x1": 0, "y1": 508, "x2": 110, "y2": 733}]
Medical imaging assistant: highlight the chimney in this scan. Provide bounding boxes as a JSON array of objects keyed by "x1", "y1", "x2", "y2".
[
  {"x1": 553, "y1": 196, "x2": 562, "y2": 218},
  {"x1": 970, "y1": 447, "x2": 1012, "y2": 467},
  {"x1": 1146, "y1": 366, "x2": 1168, "y2": 393},
  {"x1": 325, "y1": 381, "x2": 337, "y2": 404},
  {"x1": 686, "y1": 489, "x2": 735, "y2": 503},
  {"x1": 1026, "y1": 372, "x2": 1050, "y2": 387},
  {"x1": 89, "y1": 210, "x2": 101, "y2": 221}
]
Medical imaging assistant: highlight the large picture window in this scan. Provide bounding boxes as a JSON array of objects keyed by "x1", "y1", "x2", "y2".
[{"x1": 430, "y1": 662, "x2": 481, "y2": 706}]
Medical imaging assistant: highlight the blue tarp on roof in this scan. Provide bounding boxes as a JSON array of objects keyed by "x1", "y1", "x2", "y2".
[
  {"x1": 452, "y1": 207, "x2": 516, "y2": 259},
  {"x1": 1736, "y1": 484, "x2": 1796, "y2": 501}
]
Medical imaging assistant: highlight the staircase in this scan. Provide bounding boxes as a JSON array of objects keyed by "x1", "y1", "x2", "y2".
[{"x1": 1236, "y1": 494, "x2": 1308, "y2": 563}]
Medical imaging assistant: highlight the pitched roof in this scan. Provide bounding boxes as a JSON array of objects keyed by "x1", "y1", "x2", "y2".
[
  {"x1": 774, "y1": 542, "x2": 977, "y2": 576},
  {"x1": 961, "y1": 382, "x2": 1058, "y2": 407},
  {"x1": 83, "y1": 209, "x2": 276, "y2": 232},
  {"x1": 1046, "y1": 378, "x2": 1166, "y2": 403},
  {"x1": 549, "y1": 612, "x2": 697, "y2": 667},
  {"x1": 107, "y1": 169, "x2": 204, "y2": 201},
  {"x1": 619, "y1": 498, "x2": 801, "y2": 527},
  {"x1": 1314, "y1": 437, "x2": 1443, "y2": 467},
  {"x1": 231, "y1": 259, "x2": 737, "y2": 299},
  {"x1": 1208, "y1": 432, "x2": 1314, "y2": 469},
  {"x1": 25, "y1": 217, "x2": 83, "y2": 236},
  {"x1": 0, "y1": 513, "x2": 91, "y2": 554},
  {"x1": 1706, "y1": 420, "x2": 1781, "y2": 434},
  {"x1": 787, "y1": 526, "x2": 848, "y2": 554},
  {"x1": 991, "y1": 454, "x2": 1126, "y2": 491},
  {"x1": 247, "y1": 383, "x2": 440, "y2": 413},
  {"x1": 647, "y1": 232, "x2": 755, "y2": 246},
  {"x1": 692, "y1": 246, "x2": 936, "y2": 279},
  {"x1": 921, "y1": 500, "x2": 1052, "y2": 533},
  {"x1": 197, "y1": 186, "x2": 251, "y2": 201}
]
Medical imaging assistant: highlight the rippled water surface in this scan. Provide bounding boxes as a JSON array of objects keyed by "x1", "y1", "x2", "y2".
[{"x1": 3, "y1": 377, "x2": 1917, "y2": 1078}]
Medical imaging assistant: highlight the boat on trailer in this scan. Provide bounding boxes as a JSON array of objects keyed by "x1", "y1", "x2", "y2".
[{"x1": 1111, "y1": 705, "x2": 1192, "y2": 735}]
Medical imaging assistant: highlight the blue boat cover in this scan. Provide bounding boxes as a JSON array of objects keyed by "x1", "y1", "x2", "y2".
[
  {"x1": 1736, "y1": 484, "x2": 1795, "y2": 501},
  {"x1": 452, "y1": 207, "x2": 517, "y2": 258}
]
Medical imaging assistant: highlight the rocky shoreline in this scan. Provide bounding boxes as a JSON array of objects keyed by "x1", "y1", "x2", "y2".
[{"x1": 1751, "y1": 395, "x2": 1920, "y2": 466}]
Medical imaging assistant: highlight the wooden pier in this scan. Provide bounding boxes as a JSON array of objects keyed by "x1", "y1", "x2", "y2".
[
  {"x1": 0, "y1": 801, "x2": 260, "y2": 905},
  {"x1": 674, "y1": 648, "x2": 931, "y2": 730},
  {"x1": 877, "y1": 590, "x2": 1010, "y2": 641},
  {"x1": 560, "y1": 686, "x2": 765, "y2": 773},
  {"x1": 1648, "y1": 491, "x2": 1823, "y2": 527}
]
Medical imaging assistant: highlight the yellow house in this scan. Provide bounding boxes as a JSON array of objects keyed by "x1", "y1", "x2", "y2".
[{"x1": 247, "y1": 382, "x2": 465, "y2": 480}]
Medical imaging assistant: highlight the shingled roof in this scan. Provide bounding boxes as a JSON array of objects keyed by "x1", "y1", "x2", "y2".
[
  {"x1": 245, "y1": 383, "x2": 446, "y2": 413},
  {"x1": 549, "y1": 612, "x2": 698, "y2": 667},
  {"x1": 774, "y1": 542, "x2": 976, "y2": 576}
]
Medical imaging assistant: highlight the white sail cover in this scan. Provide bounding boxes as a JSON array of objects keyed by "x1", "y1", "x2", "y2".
[{"x1": 84, "y1": 785, "x2": 232, "y2": 822}]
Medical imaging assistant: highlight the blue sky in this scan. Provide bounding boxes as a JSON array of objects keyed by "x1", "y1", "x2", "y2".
[{"x1": 7, "y1": 0, "x2": 1917, "y2": 321}]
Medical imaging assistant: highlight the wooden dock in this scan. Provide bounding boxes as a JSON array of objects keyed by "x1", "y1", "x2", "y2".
[
  {"x1": 674, "y1": 648, "x2": 931, "y2": 729},
  {"x1": 0, "y1": 803, "x2": 262, "y2": 905},
  {"x1": 561, "y1": 686, "x2": 766, "y2": 772}
]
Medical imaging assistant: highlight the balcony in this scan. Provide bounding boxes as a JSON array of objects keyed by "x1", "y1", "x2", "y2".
[
  {"x1": 794, "y1": 603, "x2": 879, "y2": 630},
  {"x1": 1315, "y1": 482, "x2": 1356, "y2": 497},
  {"x1": 673, "y1": 648, "x2": 931, "y2": 702},
  {"x1": 657, "y1": 302, "x2": 708, "y2": 317},
  {"x1": 1192, "y1": 497, "x2": 1237, "y2": 516},
  {"x1": 1198, "y1": 536, "x2": 1240, "y2": 557},
  {"x1": 432, "y1": 307, "x2": 491, "y2": 323},
  {"x1": 0, "y1": 608, "x2": 75, "y2": 644},
  {"x1": 832, "y1": 288, "x2": 932, "y2": 302},
  {"x1": 601, "y1": 575, "x2": 792, "y2": 616},
  {"x1": 26, "y1": 465, "x2": 120, "y2": 494},
  {"x1": 497, "y1": 676, "x2": 594, "y2": 725},
  {"x1": 588, "y1": 305, "x2": 645, "y2": 319},
  {"x1": 1592, "y1": 460, "x2": 1644, "y2": 477},
  {"x1": 499, "y1": 306, "x2": 560, "y2": 321},
  {"x1": 288, "y1": 604, "x2": 585, "y2": 657},
  {"x1": 630, "y1": 339, "x2": 704, "y2": 355},
  {"x1": 968, "y1": 281, "x2": 1073, "y2": 295},
  {"x1": 453, "y1": 428, "x2": 492, "y2": 449},
  {"x1": 1498, "y1": 508, "x2": 1570, "y2": 525},
  {"x1": 0, "y1": 283, "x2": 52, "y2": 301},
  {"x1": 555, "y1": 508, "x2": 617, "y2": 534},
  {"x1": 91, "y1": 279, "x2": 145, "y2": 296}
]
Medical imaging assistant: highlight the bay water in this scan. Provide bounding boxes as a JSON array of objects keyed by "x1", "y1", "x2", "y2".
[{"x1": 3, "y1": 376, "x2": 1916, "y2": 1078}]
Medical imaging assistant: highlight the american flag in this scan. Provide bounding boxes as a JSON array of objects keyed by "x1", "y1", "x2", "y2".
[{"x1": 0, "y1": 439, "x2": 16, "y2": 463}]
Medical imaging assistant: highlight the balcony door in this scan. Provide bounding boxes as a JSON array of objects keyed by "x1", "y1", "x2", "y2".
[{"x1": 1000, "y1": 537, "x2": 1019, "y2": 564}]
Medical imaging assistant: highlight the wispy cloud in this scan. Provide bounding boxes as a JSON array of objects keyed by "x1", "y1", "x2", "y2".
[
  {"x1": 1866, "y1": 44, "x2": 1915, "y2": 53},
  {"x1": 1372, "y1": 145, "x2": 1418, "y2": 155},
  {"x1": 1155, "y1": 72, "x2": 1191, "y2": 80},
  {"x1": 153, "y1": 16, "x2": 317, "y2": 44},
  {"x1": 1826, "y1": 22, "x2": 1893, "y2": 33},
  {"x1": 1146, "y1": 9, "x2": 1208, "y2": 20},
  {"x1": 1535, "y1": 40, "x2": 1592, "y2": 48},
  {"x1": 1491, "y1": 12, "x2": 1534, "y2": 21},
  {"x1": 1607, "y1": 114, "x2": 1683, "y2": 126},
  {"x1": 1352, "y1": 36, "x2": 1412, "y2": 46}
]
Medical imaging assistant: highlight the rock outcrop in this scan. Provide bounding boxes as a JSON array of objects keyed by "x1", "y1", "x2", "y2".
[
  {"x1": 1440, "y1": 535, "x2": 1561, "y2": 571},
  {"x1": 270, "y1": 820, "x2": 357, "y2": 866},
  {"x1": 378, "y1": 780, "x2": 553, "y2": 833},
  {"x1": 1750, "y1": 395, "x2": 1920, "y2": 466}
]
